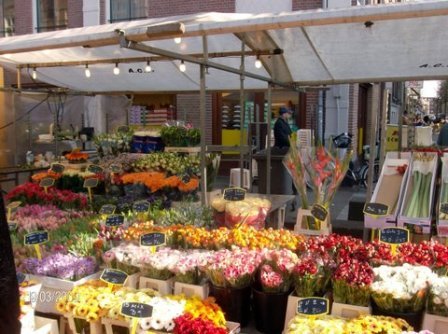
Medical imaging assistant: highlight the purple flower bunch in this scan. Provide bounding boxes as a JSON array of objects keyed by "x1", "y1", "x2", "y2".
[{"x1": 23, "y1": 253, "x2": 97, "y2": 281}]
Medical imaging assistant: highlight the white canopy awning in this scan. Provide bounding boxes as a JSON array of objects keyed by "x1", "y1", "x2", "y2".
[{"x1": 1, "y1": 1, "x2": 448, "y2": 92}]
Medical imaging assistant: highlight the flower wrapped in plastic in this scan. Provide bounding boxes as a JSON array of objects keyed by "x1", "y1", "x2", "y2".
[
  {"x1": 291, "y1": 257, "x2": 327, "y2": 297},
  {"x1": 284, "y1": 142, "x2": 351, "y2": 230},
  {"x1": 138, "y1": 248, "x2": 180, "y2": 280},
  {"x1": 332, "y1": 259, "x2": 374, "y2": 307},
  {"x1": 427, "y1": 275, "x2": 448, "y2": 317},
  {"x1": 170, "y1": 251, "x2": 210, "y2": 285},
  {"x1": 370, "y1": 264, "x2": 436, "y2": 313}
]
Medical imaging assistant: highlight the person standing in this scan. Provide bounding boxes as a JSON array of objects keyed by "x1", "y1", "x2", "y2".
[
  {"x1": 274, "y1": 107, "x2": 293, "y2": 148},
  {"x1": 437, "y1": 121, "x2": 448, "y2": 146},
  {"x1": 273, "y1": 106, "x2": 298, "y2": 210}
]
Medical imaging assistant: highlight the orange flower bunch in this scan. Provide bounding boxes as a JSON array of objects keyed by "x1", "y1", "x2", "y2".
[
  {"x1": 65, "y1": 149, "x2": 88, "y2": 162},
  {"x1": 31, "y1": 170, "x2": 62, "y2": 182},
  {"x1": 121, "y1": 172, "x2": 199, "y2": 193}
]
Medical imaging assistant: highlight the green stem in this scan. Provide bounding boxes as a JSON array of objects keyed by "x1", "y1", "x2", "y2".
[{"x1": 406, "y1": 171, "x2": 420, "y2": 217}]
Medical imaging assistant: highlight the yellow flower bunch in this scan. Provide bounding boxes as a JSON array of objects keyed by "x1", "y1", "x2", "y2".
[
  {"x1": 345, "y1": 315, "x2": 413, "y2": 334},
  {"x1": 56, "y1": 280, "x2": 158, "y2": 322},
  {"x1": 286, "y1": 315, "x2": 413, "y2": 334},
  {"x1": 167, "y1": 295, "x2": 226, "y2": 328}
]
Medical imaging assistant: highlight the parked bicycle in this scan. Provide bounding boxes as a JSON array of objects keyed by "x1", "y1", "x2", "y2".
[{"x1": 332, "y1": 132, "x2": 380, "y2": 188}]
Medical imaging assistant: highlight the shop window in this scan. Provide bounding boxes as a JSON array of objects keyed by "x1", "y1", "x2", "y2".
[
  {"x1": 1, "y1": 0, "x2": 15, "y2": 37},
  {"x1": 36, "y1": 0, "x2": 67, "y2": 33},
  {"x1": 110, "y1": 0, "x2": 148, "y2": 23}
]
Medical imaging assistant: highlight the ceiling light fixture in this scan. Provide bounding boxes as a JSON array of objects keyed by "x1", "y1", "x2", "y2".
[
  {"x1": 113, "y1": 63, "x2": 120, "y2": 75},
  {"x1": 254, "y1": 56, "x2": 262, "y2": 69},
  {"x1": 179, "y1": 60, "x2": 186, "y2": 72},
  {"x1": 85, "y1": 64, "x2": 91, "y2": 78},
  {"x1": 145, "y1": 60, "x2": 152, "y2": 73},
  {"x1": 32, "y1": 67, "x2": 37, "y2": 80},
  {"x1": 174, "y1": 37, "x2": 182, "y2": 44}
]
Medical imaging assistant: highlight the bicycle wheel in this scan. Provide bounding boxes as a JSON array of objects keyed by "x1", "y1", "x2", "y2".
[{"x1": 361, "y1": 163, "x2": 380, "y2": 188}]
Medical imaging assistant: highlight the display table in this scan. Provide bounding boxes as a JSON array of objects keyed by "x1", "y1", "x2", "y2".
[{"x1": 0, "y1": 166, "x2": 48, "y2": 188}]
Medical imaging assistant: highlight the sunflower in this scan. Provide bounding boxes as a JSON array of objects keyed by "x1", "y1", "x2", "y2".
[
  {"x1": 65, "y1": 301, "x2": 76, "y2": 313},
  {"x1": 86, "y1": 312, "x2": 99, "y2": 322},
  {"x1": 75, "y1": 305, "x2": 89, "y2": 318},
  {"x1": 56, "y1": 300, "x2": 67, "y2": 313}
]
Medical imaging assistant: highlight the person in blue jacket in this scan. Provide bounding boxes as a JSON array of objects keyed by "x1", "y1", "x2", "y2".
[{"x1": 274, "y1": 107, "x2": 293, "y2": 148}]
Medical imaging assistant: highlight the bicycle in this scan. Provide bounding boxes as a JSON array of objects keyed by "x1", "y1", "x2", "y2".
[{"x1": 332, "y1": 133, "x2": 380, "y2": 188}]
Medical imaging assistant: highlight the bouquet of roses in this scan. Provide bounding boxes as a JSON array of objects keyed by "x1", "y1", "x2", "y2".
[
  {"x1": 332, "y1": 258, "x2": 374, "y2": 306},
  {"x1": 427, "y1": 275, "x2": 448, "y2": 317},
  {"x1": 256, "y1": 249, "x2": 298, "y2": 293},
  {"x1": 291, "y1": 256, "x2": 327, "y2": 297},
  {"x1": 201, "y1": 248, "x2": 262, "y2": 288},
  {"x1": 370, "y1": 263, "x2": 436, "y2": 313}
]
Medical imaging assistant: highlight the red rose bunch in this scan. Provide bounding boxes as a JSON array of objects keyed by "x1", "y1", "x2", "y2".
[
  {"x1": 174, "y1": 314, "x2": 227, "y2": 334},
  {"x1": 397, "y1": 241, "x2": 435, "y2": 267}
]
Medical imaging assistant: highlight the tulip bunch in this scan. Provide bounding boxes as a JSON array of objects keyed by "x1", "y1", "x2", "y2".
[{"x1": 291, "y1": 257, "x2": 327, "y2": 297}]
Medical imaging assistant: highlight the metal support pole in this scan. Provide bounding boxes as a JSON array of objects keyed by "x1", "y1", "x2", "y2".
[
  {"x1": 239, "y1": 41, "x2": 245, "y2": 188},
  {"x1": 200, "y1": 36, "x2": 208, "y2": 205},
  {"x1": 398, "y1": 84, "x2": 405, "y2": 157},
  {"x1": 266, "y1": 84, "x2": 272, "y2": 195},
  {"x1": 379, "y1": 84, "x2": 388, "y2": 171},
  {"x1": 367, "y1": 83, "x2": 380, "y2": 201}
]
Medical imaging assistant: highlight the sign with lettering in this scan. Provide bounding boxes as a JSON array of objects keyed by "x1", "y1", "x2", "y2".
[
  {"x1": 39, "y1": 178, "x2": 55, "y2": 188},
  {"x1": 121, "y1": 302, "x2": 153, "y2": 318},
  {"x1": 133, "y1": 200, "x2": 150, "y2": 213},
  {"x1": 311, "y1": 204, "x2": 328, "y2": 221},
  {"x1": 297, "y1": 298, "x2": 329, "y2": 316},
  {"x1": 364, "y1": 202, "x2": 389, "y2": 217},
  {"x1": 223, "y1": 187, "x2": 246, "y2": 201},
  {"x1": 24, "y1": 231, "x2": 49, "y2": 245},
  {"x1": 380, "y1": 227, "x2": 409, "y2": 245},
  {"x1": 7, "y1": 201, "x2": 22, "y2": 210},
  {"x1": 83, "y1": 178, "x2": 99, "y2": 188},
  {"x1": 17, "y1": 272, "x2": 26, "y2": 285},
  {"x1": 50, "y1": 163, "x2": 65, "y2": 174},
  {"x1": 140, "y1": 232, "x2": 166, "y2": 247},
  {"x1": 110, "y1": 164, "x2": 123, "y2": 174},
  {"x1": 440, "y1": 203, "x2": 448, "y2": 215},
  {"x1": 87, "y1": 164, "x2": 104, "y2": 174},
  {"x1": 8, "y1": 221, "x2": 17, "y2": 232},
  {"x1": 105, "y1": 214, "x2": 125, "y2": 227},
  {"x1": 100, "y1": 204, "x2": 116, "y2": 215},
  {"x1": 100, "y1": 269, "x2": 128, "y2": 285}
]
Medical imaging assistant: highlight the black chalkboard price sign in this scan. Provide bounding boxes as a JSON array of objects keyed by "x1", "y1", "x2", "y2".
[
  {"x1": 133, "y1": 200, "x2": 150, "y2": 213},
  {"x1": 380, "y1": 227, "x2": 409, "y2": 245},
  {"x1": 140, "y1": 232, "x2": 166, "y2": 247},
  {"x1": 17, "y1": 272, "x2": 26, "y2": 285},
  {"x1": 84, "y1": 178, "x2": 99, "y2": 188},
  {"x1": 105, "y1": 214, "x2": 125, "y2": 227},
  {"x1": 50, "y1": 163, "x2": 65, "y2": 174},
  {"x1": 100, "y1": 204, "x2": 116, "y2": 215},
  {"x1": 121, "y1": 302, "x2": 153, "y2": 318},
  {"x1": 24, "y1": 231, "x2": 49, "y2": 245},
  {"x1": 364, "y1": 202, "x2": 389, "y2": 217},
  {"x1": 100, "y1": 269, "x2": 128, "y2": 285},
  {"x1": 8, "y1": 221, "x2": 17, "y2": 232},
  {"x1": 223, "y1": 187, "x2": 246, "y2": 201},
  {"x1": 110, "y1": 164, "x2": 123, "y2": 174},
  {"x1": 311, "y1": 204, "x2": 328, "y2": 221},
  {"x1": 87, "y1": 164, "x2": 104, "y2": 174},
  {"x1": 297, "y1": 297, "x2": 329, "y2": 316},
  {"x1": 39, "y1": 178, "x2": 55, "y2": 188},
  {"x1": 440, "y1": 203, "x2": 448, "y2": 215}
]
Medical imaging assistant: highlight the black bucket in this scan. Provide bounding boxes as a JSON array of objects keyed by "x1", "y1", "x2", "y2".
[
  {"x1": 209, "y1": 284, "x2": 252, "y2": 327},
  {"x1": 252, "y1": 286, "x2": 290, "y2": 334}
]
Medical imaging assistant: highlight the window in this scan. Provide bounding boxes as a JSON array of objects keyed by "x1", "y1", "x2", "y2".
[
  {"x1": 1, "y1": 0, "x2": 14, "y2": 37},
  {"x1": 110, "y1": 0, "x2": 148, "y2": 23},
  {"x1": 36, "y1": 0, "x2": 67, "y2": 33},
  {"x1": 392, "y1": 82, "x2": 403, "y2": 104}
]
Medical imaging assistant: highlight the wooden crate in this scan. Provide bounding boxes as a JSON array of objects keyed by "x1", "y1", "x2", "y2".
[
  {"x1": 331, "y1": 302, "x2": 371, "y2": 319},
  {"x1": 139, "y1": 276, "x2": 174, "y2": 295},
  {"x1": 173, "y1": 282, "x2": 208, "y2": 299},
  {"x1": 422, "y1": 313, "x2": 448, "y2": 334},
  {"x1": 294, "y1": 209, "x2": 331, "y2": 237}
]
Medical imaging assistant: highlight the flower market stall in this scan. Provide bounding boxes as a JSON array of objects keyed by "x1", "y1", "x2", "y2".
[{"x1": 1, "y1": 1, "x2": 448, "y2": 333}]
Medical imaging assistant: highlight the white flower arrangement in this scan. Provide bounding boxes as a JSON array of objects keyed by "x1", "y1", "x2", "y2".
[{"x1": 428, "y1": 275, "x2": 448, "y2": 316}]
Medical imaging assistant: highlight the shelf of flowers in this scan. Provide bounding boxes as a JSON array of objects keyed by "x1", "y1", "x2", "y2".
[
  {"x1": 398, "y1": 152, "x2": 438, "y2": 234},
  {"x1": 7, "y1": 167, "x2": 448, "y2": 334},
  {"x1": 364, "y1": 152, "x2": 411, "y2": 229}
]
